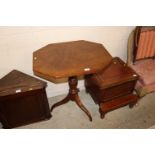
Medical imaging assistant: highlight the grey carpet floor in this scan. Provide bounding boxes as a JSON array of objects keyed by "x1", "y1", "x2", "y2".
[{"x1": 1, "y1": 90, "x2": 155, "y2": 129}]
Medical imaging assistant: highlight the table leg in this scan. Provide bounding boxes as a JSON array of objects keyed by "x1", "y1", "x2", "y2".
[
  {"x1": 74, "y1": 95, "x2": 92, "y2": 121},
  {"x1": 50, "y1": 76, "x2": 92, "y2": 121},
  {"x1": 50, "y1": 94, "x2": 70, "y2": 112}
]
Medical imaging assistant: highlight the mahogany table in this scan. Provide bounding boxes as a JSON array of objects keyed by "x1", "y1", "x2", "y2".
[{"x1": 33, "y1": 40, "x2": 112, "y2": 121}]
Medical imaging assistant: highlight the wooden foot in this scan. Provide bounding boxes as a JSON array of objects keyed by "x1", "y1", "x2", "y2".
[
  {"x1": 85, "y1": 86, "x2": 89, "y2": 94},
  {"x1": 50, "y1": 94, "x2": 70, "y2": 112},
  {"x1": 101, "y1": 114, "x2": 105, "y2": 119},
  {"x1": 75, "y1": 95, "x2": 92, "y2": 121},
  {"x1": 99, "y1": 108, "x2": 105, "y2": 119},
  {"x1": 50, "y1": 76, "x2": 92, "y2": 121},
  {"x1": 129, "y1": 103, "x2": 135, "y2": 109},
  {"x1": 0, "y1": 112, "x2": 10, "y2": 128}
]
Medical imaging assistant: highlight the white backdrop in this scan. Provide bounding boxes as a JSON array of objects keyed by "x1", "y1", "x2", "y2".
[{"x1": 0, "y1": 26, "x2": 134, "y2": 97}]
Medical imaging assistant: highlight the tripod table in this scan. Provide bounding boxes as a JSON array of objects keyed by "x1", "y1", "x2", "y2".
[{"x1": 33, "y1": 40, "x2": 112, "y2": 121}]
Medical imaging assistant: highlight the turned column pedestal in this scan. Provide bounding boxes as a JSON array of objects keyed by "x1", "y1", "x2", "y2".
[{"x1": 51, "y1": 76, "x2": 92, "y2": 121}]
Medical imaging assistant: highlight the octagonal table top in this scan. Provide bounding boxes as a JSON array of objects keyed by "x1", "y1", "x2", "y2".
[{"x1": 33, "y1": 40, "x2": 112, "y2": 82}]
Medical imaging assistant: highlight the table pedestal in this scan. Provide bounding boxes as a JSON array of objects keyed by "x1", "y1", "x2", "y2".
[{"x1": 51, "y1": 76, "x2": 92, "y2": 121}]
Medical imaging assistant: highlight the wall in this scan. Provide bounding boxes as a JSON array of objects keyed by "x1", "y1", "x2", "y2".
[{"x1": 0, "y1": 26, "x2": 134, "y2": 97}]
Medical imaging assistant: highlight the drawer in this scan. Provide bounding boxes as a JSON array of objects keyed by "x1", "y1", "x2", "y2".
[{"x1": 99, "y1": 80, "x2": 136, "y2": 102}]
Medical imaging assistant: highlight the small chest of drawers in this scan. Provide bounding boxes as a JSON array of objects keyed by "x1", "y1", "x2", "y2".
[{"x1": 85, "y1": 57, "x2": 139, "y2": 118}]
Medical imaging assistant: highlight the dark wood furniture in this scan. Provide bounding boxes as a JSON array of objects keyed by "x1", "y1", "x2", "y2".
[
  {"x1": 0, "y1": 70, "x2": 51, "y2": 128},
  {"x1": 33, "y1": 40, "x2": 112, "y2": 121},
  {"x1": 85, "y1": 57, "x2": 139, "y2": 119}
]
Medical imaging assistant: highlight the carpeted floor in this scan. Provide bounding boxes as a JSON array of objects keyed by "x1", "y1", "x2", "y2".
[{"x1": 1, "y1": 90, "x2": 155, "y2": 129}]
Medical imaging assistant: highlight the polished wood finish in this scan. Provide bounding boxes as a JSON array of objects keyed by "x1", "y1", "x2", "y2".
[
  {"x1": 99, "y1": 94, "x2": 138, "y2": 119},
  {"x1": 51, "y1": 77, "x2": 92, "y2": 121},
  {"x1": 85, "y1": 57, "x2": 139, "y2": 118},
  {"x1": 0, "y1": 70, "x2": 46, "y2": 96},
  {"x1": 0, "y1": 70, "x2": 51, "y2": 128},
  {"x1": 33, "y1": 40, "x2": 112, "y2": 82},
  {"x1": 33, "y1": 40, "x2": 112, "y2": 121},
  {"x1": 91, "y1": 57, "x2": 138, "y2": 89}
]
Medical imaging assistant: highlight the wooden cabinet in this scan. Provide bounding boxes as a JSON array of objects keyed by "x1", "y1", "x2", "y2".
[
  {"x1": 85, "y1": 57, "x2": 139, "y2": 118},
  {"x1": 0, "y1": 70, "x2": 51, "y2": 128}
]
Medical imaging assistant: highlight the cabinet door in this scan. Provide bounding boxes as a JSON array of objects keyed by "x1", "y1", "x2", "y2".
[{"x1": 0, "y1": 89, "x2": 49, "y2": 128}]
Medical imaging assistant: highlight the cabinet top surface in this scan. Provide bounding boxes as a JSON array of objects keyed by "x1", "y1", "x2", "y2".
[
  {"x1": 33, "y1": 40, "x2": 112, "y2": 81},
  {"x1": 93, "y1": 57, "x2": 138, "y2": 89},
  {"x1": 0, "y1": 70, "x2": 46, "y2": 96}
]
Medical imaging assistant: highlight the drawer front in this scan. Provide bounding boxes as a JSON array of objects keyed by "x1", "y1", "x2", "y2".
[{"x1": 100, "y1": 81, "x2": 136, "y2": 102}]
